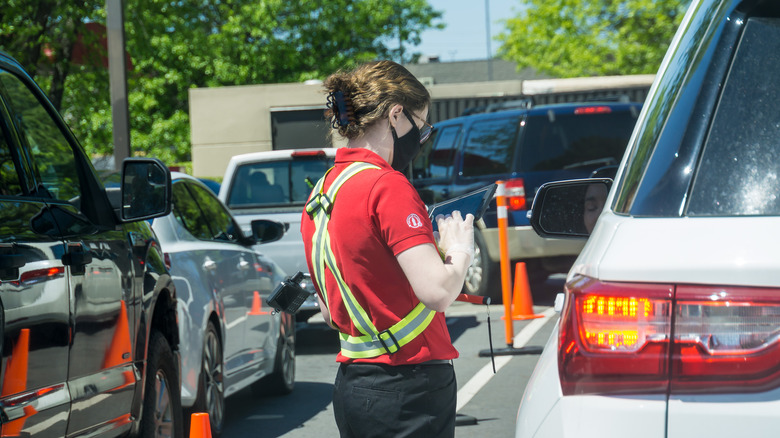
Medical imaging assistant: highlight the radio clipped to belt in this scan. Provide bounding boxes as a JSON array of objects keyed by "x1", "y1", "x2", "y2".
[{"x1": 267, "y1": 271, "x2": 315, "y2": 315}]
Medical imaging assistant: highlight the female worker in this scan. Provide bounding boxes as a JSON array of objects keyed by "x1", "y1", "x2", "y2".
[{"x1": 300, "y1": 60, "x2": 475, "y2": 438}]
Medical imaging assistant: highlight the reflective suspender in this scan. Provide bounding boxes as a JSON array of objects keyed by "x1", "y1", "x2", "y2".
[{"x1": 305, "y1": 162, "x2": 436, "y2": 359}]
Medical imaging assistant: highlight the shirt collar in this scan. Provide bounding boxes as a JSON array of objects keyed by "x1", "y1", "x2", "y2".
[{"x1": 334, "y1": 147, "x2": 391, "y2": 169}]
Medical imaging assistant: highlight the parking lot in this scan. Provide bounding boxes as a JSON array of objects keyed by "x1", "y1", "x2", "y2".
[{"x1": 221, "y1": 279, "x2": 562, "y2": 437}]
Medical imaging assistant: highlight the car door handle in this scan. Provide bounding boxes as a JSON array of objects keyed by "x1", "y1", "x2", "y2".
[
  {"x1": 62, "y1": 242, "x2": 93, "y2": 275},
  {"x1": 440, "y1": 188, "x2": 449, "y2": 198},
  {"x1": 203, "y1": 257, "x2": 217, "y2": 272}
]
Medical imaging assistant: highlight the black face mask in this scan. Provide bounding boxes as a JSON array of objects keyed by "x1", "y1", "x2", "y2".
[{"x1": 389, "y1": 109, "x2": 422, "y2": 172}]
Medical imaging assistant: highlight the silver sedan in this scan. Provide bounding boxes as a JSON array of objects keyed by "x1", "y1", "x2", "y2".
[{"x1": 151, "y1": 172, "x2": 296, "y2": 437}]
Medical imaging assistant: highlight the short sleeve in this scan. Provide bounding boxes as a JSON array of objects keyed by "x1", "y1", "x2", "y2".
[{"x1": 369, "y1": 172, "x2": 435, "y2": 255}]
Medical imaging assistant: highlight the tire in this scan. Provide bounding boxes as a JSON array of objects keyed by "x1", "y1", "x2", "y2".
[
  {"x1": 252, "y1": 315, "x2": 295, "y2": 396},
  {"x1": 141, "y1": 330, "x2": 183, "y2": 438},
  {"x1": 187, "y1": 322, "x2": 224, "y2": 437},
  {"x1": 463, "y1": 228, "x2": 501, "y2": 303}
]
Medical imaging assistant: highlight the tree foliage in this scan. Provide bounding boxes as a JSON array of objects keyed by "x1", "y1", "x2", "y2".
[
  {"x1": 1, "y1": 0, "x2": 442, "y2": 164},
  {"x1": 497, "y1": 0, "x2": 690, "y2": 78}
]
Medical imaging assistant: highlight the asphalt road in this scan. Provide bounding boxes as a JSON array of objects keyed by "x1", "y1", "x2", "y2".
[{"x1": 220, "y1": 276, "x2": 565, "y2": 438}]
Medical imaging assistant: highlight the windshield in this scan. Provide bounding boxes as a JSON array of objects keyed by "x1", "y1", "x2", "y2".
[
  {"x1": 226, "y1": 156, "x2": 333, "y2": 208},
  {"x1": 518, "y1": 110, "x2": 638, "y2": 172}
]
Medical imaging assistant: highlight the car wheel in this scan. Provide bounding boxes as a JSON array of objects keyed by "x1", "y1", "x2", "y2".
[
  {"x1": 141, "y1": 330, "x2": 183, "y2": 438},
  {"x1": 252, "y1": 315, "x2": 295, "y2": 396},
  {"x1": 463, "y1": 229, "x2": 501, "y2": 303},
  {"x1": 188, "y1": 322, "x2": 224, "y2": 437}
]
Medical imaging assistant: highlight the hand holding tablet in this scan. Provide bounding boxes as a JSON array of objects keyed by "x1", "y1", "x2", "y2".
[{"x1": 428, "y1": 183, "x2": 497, "y2": 232}]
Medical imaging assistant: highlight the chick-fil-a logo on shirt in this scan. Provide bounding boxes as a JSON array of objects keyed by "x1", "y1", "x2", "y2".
[{"x1": 406, "y1": 213, "x2": 423, "y2": 229}]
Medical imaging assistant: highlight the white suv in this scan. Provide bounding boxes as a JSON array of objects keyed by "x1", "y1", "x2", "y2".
[
  {"x1": 219, "y1": 148, "x2": 336, "y2": 320},
  {"x1": 516, "y1": 1, "x2": 780, "y2": 437}
]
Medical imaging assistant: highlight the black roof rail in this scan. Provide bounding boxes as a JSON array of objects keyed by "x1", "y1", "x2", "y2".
[
  {"x1": 460, "y1": 97, "x2": 534, "y2": 116},
  {"x1": 582, "y1": 94, "x2": 633, "y2": 103}
]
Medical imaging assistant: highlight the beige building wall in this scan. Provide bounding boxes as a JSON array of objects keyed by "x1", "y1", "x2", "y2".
[
  {"x1": 189, "y1": 75, "x2": 654, "y2": 178},
  {"x1": 189, "y1": 80, "x2": 534, "y2": 178}
]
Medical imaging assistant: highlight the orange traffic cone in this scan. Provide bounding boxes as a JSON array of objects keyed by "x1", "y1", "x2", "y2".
[
  {"x1": 103, "y1": 300, "x2": 132, "y2": 368},
  {"x1": 507, "y1": 262, "x2": 544, "y2": 320},
  {"x1": 248, "y1": 291, "x2": 269, "y2": 315},
  {"x1": 2, "y1": 328, "x2": 30, "y2": 397},
  {"x1": 2, "y1": 329, "x2": 31, "y2": 437},
  {"x1": 190, "y1": 412, "x2": 212, "y2": 438}
]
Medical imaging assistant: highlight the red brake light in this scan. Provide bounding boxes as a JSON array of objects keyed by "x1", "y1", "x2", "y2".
[
  {"x1": 504, "y1": 178, "x2": 526, "y2": 210},
  {"x1": 19, "y1": 267, "x2": 65, "y2": 285},
  {"x1": 291, "y1": 150, "x2": 326, "y2": 158},
  {"x1": 574, "y1": 106, "x2": 612, "y2": 115},
  {"x1": 163, "y1": 253, "x2": 172, "y2": 270},
  {"x1": 559, "y1": 275, "x2": 672, "y2": 395},
  {"x1": 560, "y1": 276, "x2": 780, "y2": 396},
  {"x1": 671, "y1": 285, "x2": 780, "y2": 393}
]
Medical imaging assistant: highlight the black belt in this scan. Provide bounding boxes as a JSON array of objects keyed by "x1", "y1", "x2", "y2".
[{"x1": 419, "y1": 359, "x2": 452, "y2": 366}]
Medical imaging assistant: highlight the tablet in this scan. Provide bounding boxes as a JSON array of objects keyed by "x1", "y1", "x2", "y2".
[{"x1": 428, "y1": 183, "x2": 497, "y2": 231}]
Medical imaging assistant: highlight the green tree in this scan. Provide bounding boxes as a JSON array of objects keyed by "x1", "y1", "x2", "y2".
[
  {"x1": 2, "y1": 0, "x2": 442, "y2": 164},
  {"x1": 497, "y1": 0, "x2": 690, "y2": 78}
]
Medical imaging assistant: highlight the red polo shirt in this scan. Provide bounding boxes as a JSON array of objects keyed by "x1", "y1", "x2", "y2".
[{"x1": 301, "y1": 147, "x2": 458, "y2": 365}]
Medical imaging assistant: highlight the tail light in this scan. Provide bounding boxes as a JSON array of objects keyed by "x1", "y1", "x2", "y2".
[
  {"x1": 559, "y1": 275, "x2": 672, "y2": 395},
  {"x1": 291, "y1": 150, "x2": 326, "y2": 158},
  {"x1": 672, "y1": 285, "x2": 780, "y2": 393},
  {"x1": 560, "y1": 275, "x2": 780, "y2": 396},
  {"x1": 163, "y1": 253, "x2": 172, "y2": 270},
  {"x1": 574, "y1": 106, "x2": 612, "y2": 115},
  {"x1": 504, "y1": 178, "x2": 526, "y2": 211}
]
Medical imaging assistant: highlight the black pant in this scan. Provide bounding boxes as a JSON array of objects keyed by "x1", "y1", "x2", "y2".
[{"x1": 332, "y1": 362, "x2": 457, "y2": 438}]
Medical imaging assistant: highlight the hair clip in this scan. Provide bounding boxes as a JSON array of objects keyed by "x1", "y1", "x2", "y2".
[{"x1": 326, "y1": 91, "x2": 354, "y2": 128}]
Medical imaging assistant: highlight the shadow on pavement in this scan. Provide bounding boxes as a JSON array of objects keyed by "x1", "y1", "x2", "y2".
[
  {"x1": 222, "y1": 381, "x2": 333, "y2": 438},
  {"x1": 446, "y1": 315, "x2": 480, "y2": 343},
  {"x1": 295, "y1": 321, "x2": 340, "y2": 355}
]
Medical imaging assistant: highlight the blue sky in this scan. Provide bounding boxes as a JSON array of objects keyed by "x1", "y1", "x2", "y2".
[{"x1": 415, "y1": 0, "x2": 522, "y2": 62}]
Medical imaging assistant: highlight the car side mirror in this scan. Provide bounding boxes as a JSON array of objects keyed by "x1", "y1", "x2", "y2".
[
  {"x1": 529, "y1": 178, "x2": 612, "y2": 238},
  {"x1": 121, "y1": 158, "x2": 172, "y2": 222},
  {"x1": 251, "y1": 219, "x2": 286, "y2": 244}
]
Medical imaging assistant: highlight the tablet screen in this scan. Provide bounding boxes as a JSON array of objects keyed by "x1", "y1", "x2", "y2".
[{"x1": 428, "y1": 183, "x2": 497, "y2": 231}]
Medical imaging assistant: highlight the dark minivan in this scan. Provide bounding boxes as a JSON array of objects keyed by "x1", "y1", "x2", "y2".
[
  {"x1": 0, "y1": 51, "x2": 181, "y2": 437},
  {"x1": 411, "y1": 102, "x2": 642, "y2": 299}
]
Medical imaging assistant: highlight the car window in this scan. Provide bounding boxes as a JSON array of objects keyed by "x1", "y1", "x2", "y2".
[
  {"x1": 0, "y1": 122, "x2": 21, "y2": 196},
  {"x1": 412, "y1": 125, "x2": 460, "y2": 180},
  {"x1": 519, "y1": 111, "x2": 636, "y2": 172},
  {"x1": 186, "y1": 182, "x2": 239, "y2": 242},
  {"x1": 172, "y1": 181, "x2": 213, "y2": 240},
  {"x1": 227, "y1": 156, "x2": 332, "y2": 207},
  {"x1": 461, "y1": 116, "x2": 520, "y2": 178},
  {"x1": 0, "y1": 70, "x2": 80, "y2": 202},
  {"x1": 687, "y1": 17, "x2": 780, "y2": 216}
]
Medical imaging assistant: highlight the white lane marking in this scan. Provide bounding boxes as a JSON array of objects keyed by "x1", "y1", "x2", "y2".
[{"x1": 456, "y1": 307, "x2": 556, "y2": 412}]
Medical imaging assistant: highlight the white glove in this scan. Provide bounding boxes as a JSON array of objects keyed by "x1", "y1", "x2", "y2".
[{"x1": 435, "y1": 210, "x2": 475, "y2": 265}]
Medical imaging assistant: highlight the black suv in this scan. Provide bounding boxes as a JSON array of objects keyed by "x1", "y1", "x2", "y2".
[
  {"x1": 411, "y1": 101, "x2": 641, "y2": 299},
  {"x1": 0, "y1": 52, "x2": 181, "y2": 436}
]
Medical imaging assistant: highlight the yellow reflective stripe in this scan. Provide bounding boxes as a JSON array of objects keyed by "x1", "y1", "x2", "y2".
[
  {"x1": 319, "y1": 163, "x2": 380, "y2": 336},
  {"x1": 308, "y1": 162, "x2": 379, "y2": 328},
  {"x1": 308, "y1": 171, "x2": 330, "y2": 307},
  {"x1": 311, "y1": 211, "x2": 330, "y2": 308},
  {"x1": 322, "y1": 232, "x2": 377, "y2": 337},
  {"x1": 308, "y1": 161, "x2": 437, "y2": 359},
  {"x1": 339, "y1": 303, "x2": 437, "y2": 358}
]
